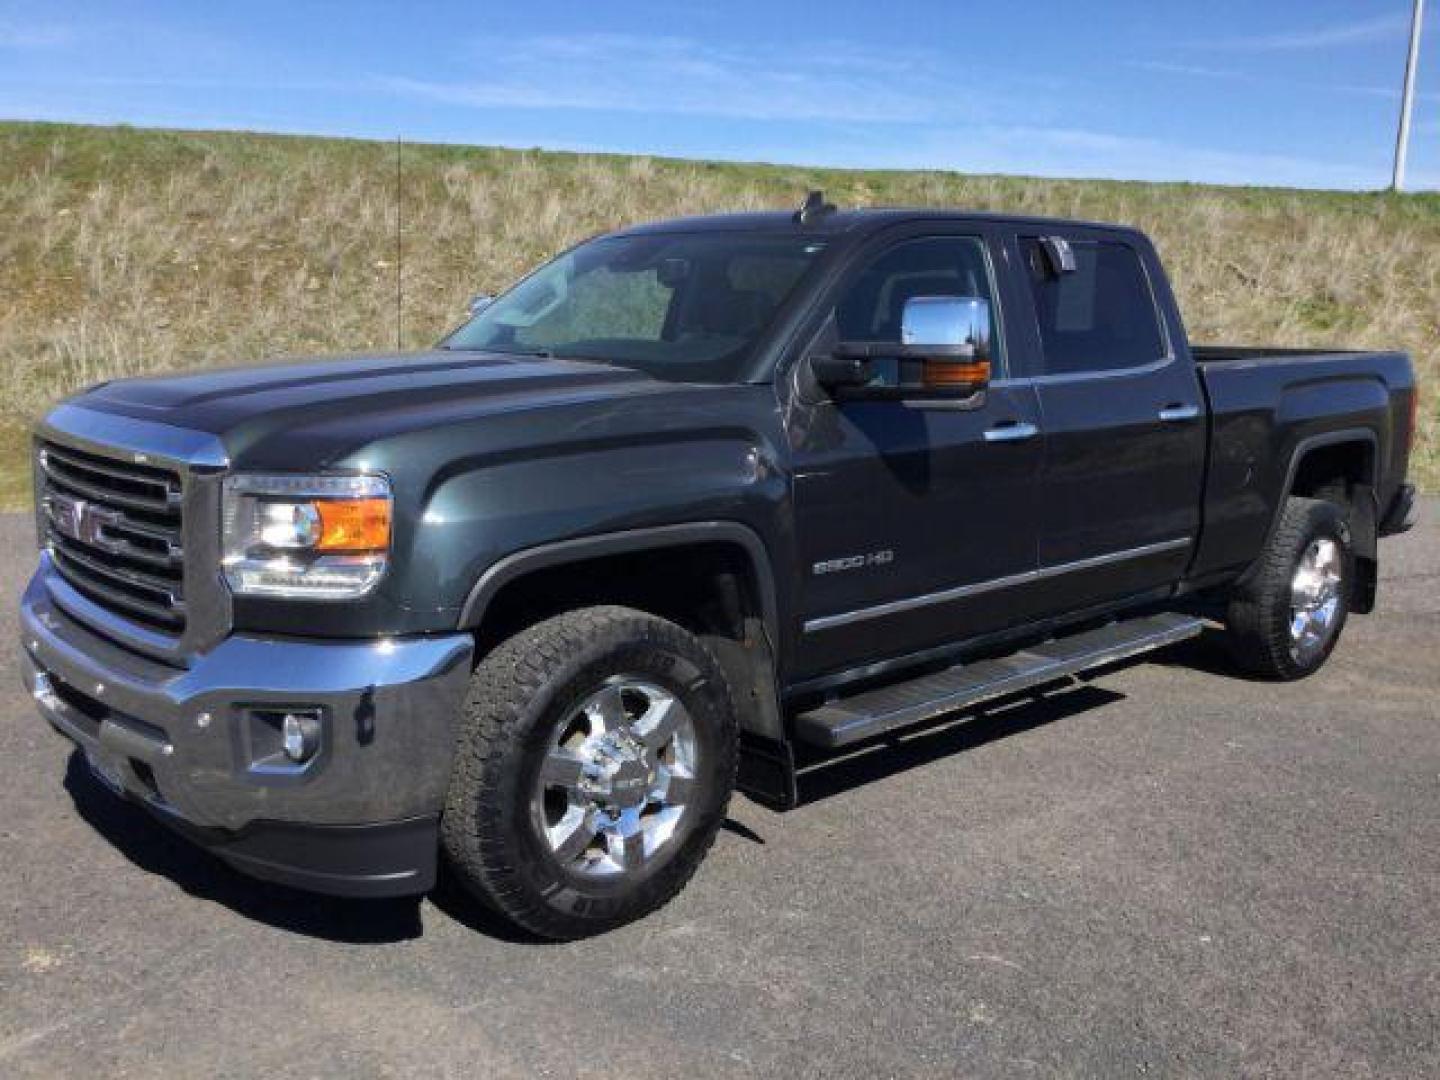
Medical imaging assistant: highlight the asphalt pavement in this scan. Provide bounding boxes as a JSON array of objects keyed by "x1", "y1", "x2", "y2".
[{"x1": 2, "y1": 504, "x2": 1437, "y2": 1078}]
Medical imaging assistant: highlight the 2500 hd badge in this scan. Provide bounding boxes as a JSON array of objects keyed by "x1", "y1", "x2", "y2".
[{"x1": 813, "y1": 549, "x2": 896, "y2": 575}]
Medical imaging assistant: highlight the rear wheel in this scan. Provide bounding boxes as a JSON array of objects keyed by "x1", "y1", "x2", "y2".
[
  {"x1": 441, "y1": 606, "x2": 738, "y2": 939},
  {"x1": 1223, "y1": 496, "x2": 1353, "y2": 680}
]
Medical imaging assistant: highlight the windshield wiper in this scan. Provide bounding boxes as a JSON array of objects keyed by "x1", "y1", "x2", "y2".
[
  {"x1": 442, "y1": 344, "x2": 617, "y2": 367},
  {"x1": 442, "y1": 345, "x2": 556, "y2": 359}
]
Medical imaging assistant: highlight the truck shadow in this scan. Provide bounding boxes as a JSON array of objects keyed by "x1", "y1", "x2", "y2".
[
  {"x1": 790, "y1": 634, "x2": 1244, "y2": 806},
  {"x1": 61, "y1": 751, "x2": 764, "y2": 944},
  {"x1": 57, "y1": 643, "x2": 1230, "y2": 943},
  {"x1": 61, "y1": 752, "x2": 426, "y2": 944},
  {"x1": 792, "y1": 679, "x2": 1127, "y2": 807},
  {"x1": 1146, "y1": 626, "x2": 1256, "y2": 679},
  {"x1": 425, "y1": 820, "x2": 770, "y2": 939}
]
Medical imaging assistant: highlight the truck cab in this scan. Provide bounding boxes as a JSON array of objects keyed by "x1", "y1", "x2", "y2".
[{"x1": 781, "y1": 218, "x2": 1207, "y2": 680}]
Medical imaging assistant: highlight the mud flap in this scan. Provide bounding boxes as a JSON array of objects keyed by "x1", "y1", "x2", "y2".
[
  {"x1": 1351, "y1": 484, "x2": 1379, "y2": 614},
  {"x1": 737, "y1": 732, "x2": 797, "y2": 811}
]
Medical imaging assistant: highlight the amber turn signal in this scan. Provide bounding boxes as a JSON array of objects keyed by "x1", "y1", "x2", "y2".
[
  {"x1": 923, "y1": 358, "x2": 990, "y2": 390},
  {"x1": 315, "y1": 498, "x2": 392, "y2": 552}
]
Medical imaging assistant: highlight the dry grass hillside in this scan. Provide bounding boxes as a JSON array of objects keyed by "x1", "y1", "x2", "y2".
[{"x1": 2, "y1": 120, "x2": 1436, "y2": 505}]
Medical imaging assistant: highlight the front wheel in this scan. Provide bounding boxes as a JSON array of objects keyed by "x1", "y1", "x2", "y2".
[
  {"x1": 1223, "y1": 496, "x2": 1354, "y2": 680},
  {"x1": 441, "y1": 606, "x2": 738, "y2": 939}
]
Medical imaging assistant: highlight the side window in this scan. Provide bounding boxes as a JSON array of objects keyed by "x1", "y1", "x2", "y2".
[
  {"x1": 1021, "y1": 238, "x2": 1166, "y2": 376},
  {"x1": 835, "y1": 236, "x2": 1002, "y2": 368}
]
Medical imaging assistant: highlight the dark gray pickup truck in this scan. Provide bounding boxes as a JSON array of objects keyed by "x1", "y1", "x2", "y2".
[{"x1": 21, "y1": 196, "x2": 1417, "y2": 938}]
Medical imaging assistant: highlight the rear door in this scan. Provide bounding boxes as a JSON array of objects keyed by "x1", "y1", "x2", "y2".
[{"x1": 1011, "y1": 230, "x2": 1205, "y2": 612}]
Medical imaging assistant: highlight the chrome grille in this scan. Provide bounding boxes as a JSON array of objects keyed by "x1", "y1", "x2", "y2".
[{"x1": 38, "y1": 440, "x2": 187, "y2": 633}]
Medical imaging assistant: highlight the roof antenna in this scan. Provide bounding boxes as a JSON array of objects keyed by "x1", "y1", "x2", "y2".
[{"x1": 793, "y1": 189, "x2": 836, "y2": 224}]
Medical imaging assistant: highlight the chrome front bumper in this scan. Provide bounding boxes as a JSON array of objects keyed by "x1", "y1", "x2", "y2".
[{"x1": 21, "y1": 559, "x2": 474, "y2": 894}]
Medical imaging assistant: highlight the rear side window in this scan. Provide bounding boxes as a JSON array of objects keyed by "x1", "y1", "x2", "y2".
[{"x1": 1022, "y1": 238, "x2": 1166, "y2": 375}]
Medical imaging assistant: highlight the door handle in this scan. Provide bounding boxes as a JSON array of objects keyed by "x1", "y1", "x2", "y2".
[
  {"x1": 984, "y1": 421, "x2": 1040, "y2": 443},
  {"x1": 1158, "y1": 404, "x2": 1200, "y2": 422}
]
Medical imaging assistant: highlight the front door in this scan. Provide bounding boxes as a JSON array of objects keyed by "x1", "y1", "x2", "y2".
[{"x1": 786, "y1": 231, "x2": 1045, "y2": 679}]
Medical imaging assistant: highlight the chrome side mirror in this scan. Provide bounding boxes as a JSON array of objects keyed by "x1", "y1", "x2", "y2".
[
  {"x1": 468, "y1": 293, "x2": 494, "y2": 315},
  {"x1": 897, "y1": 295, "x2": 992, "y2": 392},
  {"x1": 901, "y1": 296, "x2": 992, "y2": 360},
  {"x1": 817, "y1": 296, "x2": 994, "y2": 395}
]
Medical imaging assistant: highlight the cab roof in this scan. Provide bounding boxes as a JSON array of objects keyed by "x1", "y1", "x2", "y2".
[{"x1": 610, "y1": 207, "x2": 1142, "y2": 240}]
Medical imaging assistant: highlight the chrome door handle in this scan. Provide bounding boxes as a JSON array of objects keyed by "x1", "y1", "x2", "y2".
[
  {"x1": 1158, "y1": 404, "x2": 1200, "y2": 422},
  {"x1": 984, "y1": 421, "x2": 1039, "y2": 443}
]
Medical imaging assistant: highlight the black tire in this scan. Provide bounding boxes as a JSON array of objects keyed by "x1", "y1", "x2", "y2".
[
  {"x1": 1224, "y1": 496, "x2": 1354, "y2": 680},
  {"x1": 441, "y1": 605, "x2": 738, "y2": 940}
]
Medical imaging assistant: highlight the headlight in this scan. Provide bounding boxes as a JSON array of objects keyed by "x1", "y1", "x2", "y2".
[{"x1": 222, "y1": 474, "x2": 392, "y2": 599}]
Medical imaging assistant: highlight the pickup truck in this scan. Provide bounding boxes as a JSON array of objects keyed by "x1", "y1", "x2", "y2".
[{"x1": 21, "y1": 196, "x2": 1418, "y2": 939}]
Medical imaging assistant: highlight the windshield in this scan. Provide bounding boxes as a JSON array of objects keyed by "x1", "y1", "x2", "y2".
[{"x1": 444, "y1": 233, "x2": 828, "y2": 383}]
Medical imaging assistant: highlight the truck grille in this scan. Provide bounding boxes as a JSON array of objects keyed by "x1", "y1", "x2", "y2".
[{"x1": 38, "y1": 440, "x2": 188, "y2": 634}]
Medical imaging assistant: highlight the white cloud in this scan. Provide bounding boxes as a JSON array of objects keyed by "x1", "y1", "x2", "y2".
[
  {"x1": 379, "y1": 32, "x2": 987, "y2": 125},
  {"x1": 793, "y1": 123, "x2": 1390, "y2": 190},
  {"x1": 1201, "y1": 13, "x2": 1411, "y2": 52},
  {"x1": 0, "y1": 72, "x2": 349, "y2": 94},
  {"x1": 375, "y1": 32, "x2": 1412, "y2": 190},
  {"x1": 0, "y1": 20, "x2": 71, "y2": 48},
  {"x1": 1132, "y1": 60, "x2": 1249, "y2": 80},
  {"x1": 1128, "y1": 59, "x2": 1440, "y2": 105},
  {"x1": 4, "y1": 23, "x2": 1424, "y2": 192}
]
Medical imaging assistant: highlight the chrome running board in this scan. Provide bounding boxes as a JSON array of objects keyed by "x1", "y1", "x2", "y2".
[{"x1": 793, "y1": 611, "x2": 1204, "y2": 748}]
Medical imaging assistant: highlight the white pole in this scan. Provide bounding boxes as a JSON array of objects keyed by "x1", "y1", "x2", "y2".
[{"x1": 1392, "y1": 0, "x2": 1426, "y2": 191}]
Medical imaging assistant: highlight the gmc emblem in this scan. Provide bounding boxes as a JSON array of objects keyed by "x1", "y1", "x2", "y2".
[{"x1": 46, "y1": 493, "x2": 124, "y2": 552}]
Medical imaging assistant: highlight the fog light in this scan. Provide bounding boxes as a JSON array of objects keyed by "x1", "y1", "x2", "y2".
[{"x1": 281, "y1": 712, "x2": 322, "y2": 762}]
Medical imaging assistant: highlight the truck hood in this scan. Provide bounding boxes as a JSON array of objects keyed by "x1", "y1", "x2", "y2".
[{"x1": 72, "y1": 349, "x2": 671, "y2": 466}]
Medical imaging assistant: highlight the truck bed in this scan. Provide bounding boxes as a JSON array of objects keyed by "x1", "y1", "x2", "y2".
[
  {"x1": 1188, "y1": 343, "x2": 1414, "y2": 584},
  {"x1": 1192, "y1": 345, "x2": 1376, "y2": 366}
]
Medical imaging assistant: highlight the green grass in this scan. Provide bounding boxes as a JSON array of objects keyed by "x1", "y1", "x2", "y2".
[{"x1": 2, "y1": 119, "x2": 1436, "y2": 501}]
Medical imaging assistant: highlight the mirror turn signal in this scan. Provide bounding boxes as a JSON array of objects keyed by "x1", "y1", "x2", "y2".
[{"x1": 923, "y1": 358, "x2": 990, "y2": 391}]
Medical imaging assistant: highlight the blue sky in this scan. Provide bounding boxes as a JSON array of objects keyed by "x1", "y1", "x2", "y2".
[{"x1": 1, "y1": 1, "x2": 1436, "y2": 190}]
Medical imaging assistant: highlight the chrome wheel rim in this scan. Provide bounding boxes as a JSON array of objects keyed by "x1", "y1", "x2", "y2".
[
  {"x1": 532, "y1": 677, "x2": 699, "y2": 878},
  {"x1": 1289, "y1": 536, "x2": 1343, "y2": 664}
]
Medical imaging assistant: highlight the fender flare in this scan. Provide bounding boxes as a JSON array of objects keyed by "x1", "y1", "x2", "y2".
[
  {"x1": 456, "y1": 520, "x2": 781, "y2": 644},
  {"x1": 1255, "y1": 427, "x2": 1380, "y2": 566},
  {"x1": 1279, "y1": 428, "x2": 1380, "y2": 491},
  {"x1": 457, "y1": 522, "x2": 796, "y2": 807}
]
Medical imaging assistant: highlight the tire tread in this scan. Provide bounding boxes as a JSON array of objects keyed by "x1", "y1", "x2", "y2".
[
  {"x1": 1225, "y1": 496, "x2": 1350, "y2": 680},
  {"x1": 441, "y1": 605, "x2": 737, "y2": 939}
]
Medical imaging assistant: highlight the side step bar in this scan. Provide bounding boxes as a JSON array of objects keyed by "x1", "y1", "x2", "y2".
[{"x1": 794, "y1": 612, "x2": 1204, "y2": 748}]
